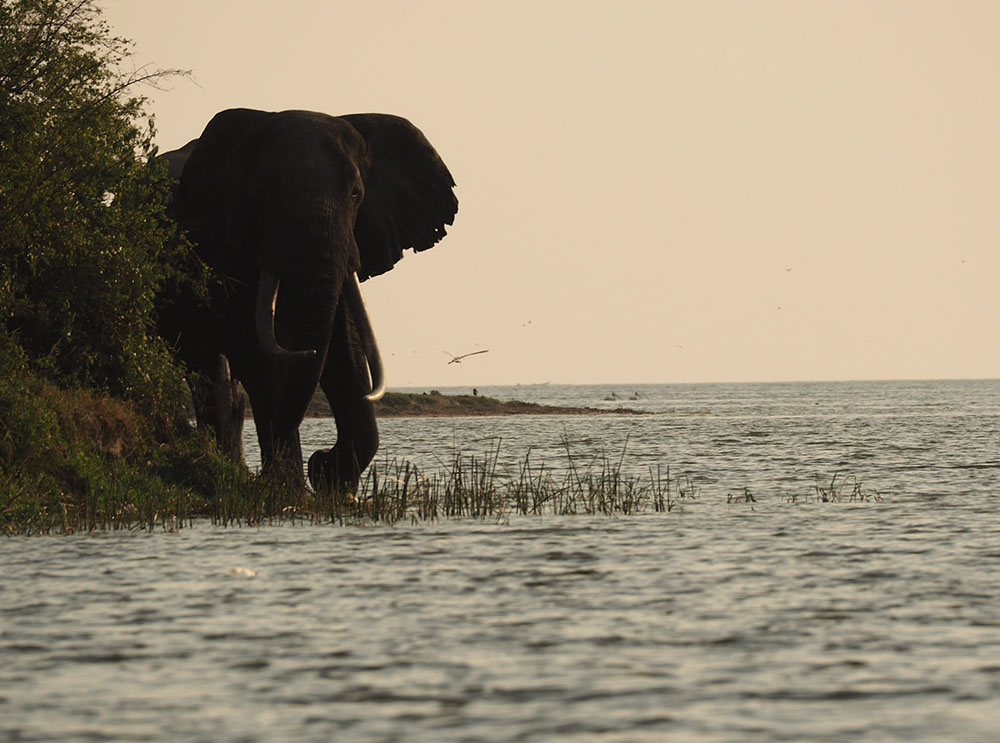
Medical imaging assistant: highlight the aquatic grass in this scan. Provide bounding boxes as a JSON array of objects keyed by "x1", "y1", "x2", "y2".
[
  {"x1": 248, "y1": 438, "x2": 703, "y2": 526},
  {"x1": 728, "y1": 487, "x2": 757, "y2": 504},
  {"x1": 720, "y1": 472, "x2": 885, "y2": 505},
  {"x1": 811, "y1": 472, "x2": 883, "y2": 503},
  {"x1": 438, "y1": 439, "x2": 506, "y2": 518},
  {"x1": 209, "y1": 450, "x2": 320, "y2": 528}
]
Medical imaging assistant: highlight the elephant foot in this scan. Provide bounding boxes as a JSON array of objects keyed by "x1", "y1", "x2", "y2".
[{"x1": 307, "y1": 448, "x2": 360, "y2": 496}]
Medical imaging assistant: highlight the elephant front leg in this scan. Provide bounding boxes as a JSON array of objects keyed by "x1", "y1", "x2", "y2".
[
  {"x1": 307, "y1": 307, "x2": 379, "y2": 494},
  {"x1": 254, "y1": 412, "x2": 307, "y2": 489},
  {"x1": 242, "y1": 372, "x2": 309, "y2": 490},
  {"x1": 307, "y1": 397, "x2": 377, "y2": 494}
]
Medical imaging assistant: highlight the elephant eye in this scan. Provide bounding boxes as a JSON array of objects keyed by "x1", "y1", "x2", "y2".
[{"x1": 350, "y1": 187, "x2": 362, "y2": 202}]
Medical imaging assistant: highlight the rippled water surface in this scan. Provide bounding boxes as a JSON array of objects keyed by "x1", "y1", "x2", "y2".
[{"x1": 3, "y1": 380, "x2": 1000, "y2": 742}]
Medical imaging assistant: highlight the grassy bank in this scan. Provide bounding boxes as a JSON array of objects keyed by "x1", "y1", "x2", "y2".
[{"x1": 0, "y1": 340, "x2": 243, "y2": 535}]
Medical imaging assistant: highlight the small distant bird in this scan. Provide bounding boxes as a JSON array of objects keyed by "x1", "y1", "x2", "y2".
[{"x1": 446, "y1": 349, "x2": 490, "y2": 364}]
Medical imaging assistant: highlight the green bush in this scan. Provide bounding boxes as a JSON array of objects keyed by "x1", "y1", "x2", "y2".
[{"x1": 0, "y1": 0, "x2": 191, "y2": 424}]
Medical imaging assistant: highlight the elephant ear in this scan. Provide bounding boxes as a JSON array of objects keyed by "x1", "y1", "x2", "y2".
[
  {"x1": 342, "y1": 114, "x2": 458, "y2": 280},
  {"x1": 177, "y1": 109, "x2": 271, "y2": 263}
]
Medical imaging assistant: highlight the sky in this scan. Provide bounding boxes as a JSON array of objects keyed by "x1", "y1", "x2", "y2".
[{"x1": 100, "y1": 0, "x2": 999, "y2": 387}]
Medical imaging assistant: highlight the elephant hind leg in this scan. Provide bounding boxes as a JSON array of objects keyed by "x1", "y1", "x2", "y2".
[
  {"x1": 188, "y1": 355, "x2": 247, "y2": 467},
  {"x1": 213, "y1": 355, "x2": 247, "y2": 466}
]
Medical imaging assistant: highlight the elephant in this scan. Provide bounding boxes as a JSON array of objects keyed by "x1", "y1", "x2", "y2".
[{"x1": 158, "y1": 108, "x2": 458, "y2": 491}]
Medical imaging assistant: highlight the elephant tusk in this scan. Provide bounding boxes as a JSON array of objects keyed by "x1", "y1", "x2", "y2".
[
  {"x1": 346, "y1": 272, "x2": 386, "y2": 402},
  {"x1": 255, "y1": 270, "x2": 317, "y2": 362}
]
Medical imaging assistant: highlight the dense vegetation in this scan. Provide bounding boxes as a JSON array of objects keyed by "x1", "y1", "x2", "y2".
[{"x1": 0, "y1": 0, "x2": 234, "y2": 533}]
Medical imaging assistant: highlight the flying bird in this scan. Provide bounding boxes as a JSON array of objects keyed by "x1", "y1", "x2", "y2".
[{"x1": 445, "y1": 349, "x2": 490, "y2": 364}]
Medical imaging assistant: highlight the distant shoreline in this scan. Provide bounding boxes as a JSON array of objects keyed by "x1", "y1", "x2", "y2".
[{"x1": 305, "y1": 390, "x2": 647, "y2": 418}]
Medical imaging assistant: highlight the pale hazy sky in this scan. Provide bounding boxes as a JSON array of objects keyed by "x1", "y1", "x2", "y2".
[{"x1": 102, "y1": 0, "x2": 999, "y2": 386}]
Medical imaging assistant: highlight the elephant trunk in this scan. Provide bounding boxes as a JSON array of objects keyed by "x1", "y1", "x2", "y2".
[
  {"x1": 254, "y1": 270, "x2": 318, "y2": 362},
  {"x1": 346, "y1": 272, "x2": 386, "y2": 402},
  {"x1": 256, "y1": 269, "x2": 384, "y2": 401}
]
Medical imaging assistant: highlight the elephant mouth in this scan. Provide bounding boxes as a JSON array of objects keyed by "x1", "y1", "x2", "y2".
[{"x1": 254, "y1": 270, "x2": 385, "y2": 402}]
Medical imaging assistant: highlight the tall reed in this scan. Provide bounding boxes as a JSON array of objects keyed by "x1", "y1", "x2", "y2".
[{"x1": 293, "y1": 437, "x2": 699, "y2": 525}]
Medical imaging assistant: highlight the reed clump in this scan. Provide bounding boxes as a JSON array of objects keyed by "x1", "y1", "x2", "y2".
[
  {"x1": 237, "y1": 460, "x2": 887, "y2": 527},
  {"x1": 194, "y1": 436, "x2": 695, "y2": 528},
  {"x1": 724, "y1": 474, "x2": 884, "y2": 507},
  {"x1": 809, "y1": 472, "x2": 883, "y2": 503},
  {"x1": 271, "y1": 436, "x2": 696, "y2": 526}
]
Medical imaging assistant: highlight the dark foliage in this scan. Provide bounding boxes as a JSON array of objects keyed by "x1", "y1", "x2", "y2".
[{"x1": 0, "y1": 0, "x2": 191, "y2": 419}]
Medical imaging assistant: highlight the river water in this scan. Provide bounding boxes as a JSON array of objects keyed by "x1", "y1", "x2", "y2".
[{"x1": 3, "y1": 380, "x2": 1000, "y2": 741}]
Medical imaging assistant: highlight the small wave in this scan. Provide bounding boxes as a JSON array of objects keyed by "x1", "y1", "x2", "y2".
[
  {"x1": 540, "y1": 550, "x2": 598, "y2": 562},
  {"x1": 741, "y1": 684, "x2": 953, "y2": 701}
]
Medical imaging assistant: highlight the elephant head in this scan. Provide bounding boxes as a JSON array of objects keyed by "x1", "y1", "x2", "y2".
[{"x1": 166, "y1": 108, "x2": 457, "y2": 490}]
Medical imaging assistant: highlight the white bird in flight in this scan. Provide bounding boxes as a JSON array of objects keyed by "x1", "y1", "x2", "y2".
[{"x1": 445, "y1": 349, "x2": 490, "y2": 364}]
